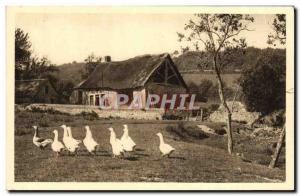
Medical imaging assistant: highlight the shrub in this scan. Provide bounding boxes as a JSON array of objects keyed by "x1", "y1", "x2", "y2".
[
  {"x1": 30, "y1": 106, "x2": 70, "y2": 115},
  {"x1": 162, "y1": 110, "x2": 186, "y2": 120},
  {"x1": 166, "y1": 122, "x2": 209, "y2": 141},
  {"x1": 239, "y1": 49, "x2": 286, "y2": 114},
  {"x1": 76, "y1": 111, "x2": 99, "y2": 121},
  {"x1": 188, "y1": 79, "x2": 214, "y2": 102}
]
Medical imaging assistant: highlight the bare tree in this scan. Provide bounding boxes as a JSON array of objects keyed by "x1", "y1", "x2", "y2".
[
  {"x1": 178, "y1": 14, "x2": 254, "y2": 154},
  {"x1": 267, "y1": 14, "x2": 286, "y2": 168},
  {"x1": 81, "y1": 53, "x2": 102, "y2": 79},
  {"x1": 269, "y1": 125, "x2": 285, "y2": 168}
]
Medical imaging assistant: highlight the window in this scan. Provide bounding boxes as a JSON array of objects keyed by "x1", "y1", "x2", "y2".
[
  {"x1": 100, "y1": 94, "x2": 110, "y2": 107},
  {"x1": 45, "y1": 85, "x2": 49, "y2": 94},
  {"x1": 89, "y1": 95, "x2": 94, "y2": 106},
  {"x1": 78, "y1": 91, "x2": 83, "y2": 104},
  {"x1": 95, "y1": 95, "x2": 100, "y2": 106}
]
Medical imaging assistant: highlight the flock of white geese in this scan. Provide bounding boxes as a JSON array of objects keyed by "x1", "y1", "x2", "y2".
[{"x1": 32, "y1": 124, "x2": 175, "y2": 158}]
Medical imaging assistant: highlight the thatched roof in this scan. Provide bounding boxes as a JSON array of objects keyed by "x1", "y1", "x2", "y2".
[
  {"x1": 15, "y1": 79, "x2": 49, "y2": 98},
  {"x1": 77, "y1": 53, "x2": 185, "y2": 90}
]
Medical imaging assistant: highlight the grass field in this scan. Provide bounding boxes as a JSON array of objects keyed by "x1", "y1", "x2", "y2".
[
  {"x1": 182, "y1": 73, "x2": 241, "y2": 87},
  {"x1": 15, "y1": 111, "x2": 285, "y2": 182}
]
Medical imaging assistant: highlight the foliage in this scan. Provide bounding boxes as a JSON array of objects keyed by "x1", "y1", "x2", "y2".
[
  {"x1": 188, "y1": 79, "x2": 216, "y2": 102},
  {"x1": 30, "y1": 106, "x2": 70, "y2": 115},
  {"x1": 15, "y1": 28, "x2": 32, "y2": 79},
  {"x1": 239, "y1": 49, "x2": 286, "y2": 114},
  {"x1": 76, "y1": 111, "x2": 99, "y2": 121},
  {"x1": 174, "y1": 47, "x2": 286, "y2": 73},
  {"x1": 14, "y1": 28, "x2": 76, "y2": 102},
  {"x1": 15, "y1": 28, "x2": 59, "y2": 80},
  {"x1": 267, "y1": 14, "x2": 286, "y2": 46},
  {"x1": 54, "y1": 79, "x2": 75, "y2": 100}
]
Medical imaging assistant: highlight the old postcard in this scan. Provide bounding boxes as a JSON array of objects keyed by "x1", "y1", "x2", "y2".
[{"x1": 6, "y1": 6, "x2": 294, "y2": 191}]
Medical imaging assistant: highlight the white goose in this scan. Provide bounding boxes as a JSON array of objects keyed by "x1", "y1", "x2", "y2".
[
  {"x1": 120, "y1": 124, "x2": 136, "y2": 152},
  {"x1": 32, "y1": 126, "x2": 53, "y2": 149},
  {"x1": 61, "y1": 125, "x2": 80, "y2": 153},
  {"x1": 83, "y1": 126, "x2": 99, "y2": 154},
  {"x1": 156, "y1": 132, "x2": 175, "y2": 157},
  {"x1": 51, "y1": 130, "x2": 65, "y2": 155},
  {"x1": 108, "y1": 127, "x2": 124, "y2": 157},
  {"x1": 67, "y1": 126, "x2": 82, "y2": 145}
]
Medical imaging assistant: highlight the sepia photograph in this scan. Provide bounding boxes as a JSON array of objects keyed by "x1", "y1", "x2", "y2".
[{"x1": 6, "y1": 6, "x2": 294, "y2": 191}]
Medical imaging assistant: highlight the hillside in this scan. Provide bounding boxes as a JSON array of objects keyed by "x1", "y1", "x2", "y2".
[
  {"x1": 173, "y1": 47, "x2": 285, "y2": 73},
  {"x1": 55, "y1": 62, "x2": 86, "y2": 85},
  {"x1": 54, "y1": 47, "x2": 286, "y2": 86}
]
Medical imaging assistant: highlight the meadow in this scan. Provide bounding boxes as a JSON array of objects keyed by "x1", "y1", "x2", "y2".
[
  {"x1": 182, "y1": 73, "x2": 241, "y2": 87},
  {"x1": 14, "y1": 110, "x2": 285, "y2": 182}
]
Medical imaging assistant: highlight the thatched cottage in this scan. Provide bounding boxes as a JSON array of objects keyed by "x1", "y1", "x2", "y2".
[
  {"x1": 70, "y1": 54, "x2": 189, "y2": 109},
  {"x1": 15, "y1": 79, "x2": 60, "y2": 104}
]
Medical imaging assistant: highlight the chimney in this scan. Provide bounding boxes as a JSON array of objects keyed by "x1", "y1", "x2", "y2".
[{"x1": 104, "y1": 56, "x2": 111, "y2": 62}]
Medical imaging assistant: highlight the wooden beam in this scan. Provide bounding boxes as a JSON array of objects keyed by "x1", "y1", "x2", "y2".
[
  {"x1": 269, "y1": 125, "x2": 285, "y2": 168},
  {"x1": 165, "y1": 59, "x2": 182, "y2": 85},
  {"x1": 167, "y1": 73, "x2": 177, "y2": 80},
  {"x1": 164, "y1": 63, "x2": 168, "y2": 84},
  {"x1": 154, "y1": 69, "x2": 164, "y2": 80}
]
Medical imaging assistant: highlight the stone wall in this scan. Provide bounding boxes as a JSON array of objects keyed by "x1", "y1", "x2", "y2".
[
  {"x1": 209, "y1": 101, "x2": 260, "y2": 125},
  {"x1": 25, "y1": 103, "x2": 164, "y2": 120}
]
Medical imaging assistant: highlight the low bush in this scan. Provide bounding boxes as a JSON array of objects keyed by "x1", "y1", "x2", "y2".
[
  {"x1": 166, "y1": 122, "x2": 209, "y2": 141},
  {"x1": 30, "y1": 106, "x2": 70, "y2": 116},
  {"x1": 76, "y1": 111, "x2": 99, "y2": 121}
]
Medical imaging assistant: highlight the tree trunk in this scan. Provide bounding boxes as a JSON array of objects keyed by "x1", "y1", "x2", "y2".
[
  {"x1": 269, "y1": 125, "x2": 285, "y2": 168},
  {"x1": 213, "y1": 56, "x2": 233, "y2": 154}
]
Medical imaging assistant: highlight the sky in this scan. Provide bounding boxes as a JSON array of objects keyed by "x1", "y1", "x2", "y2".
[{"x1": 16, "y1": 13, "x2": 281, "y2": 65}]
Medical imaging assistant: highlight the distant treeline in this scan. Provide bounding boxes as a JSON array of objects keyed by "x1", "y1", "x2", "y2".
[{"x1": 173, "y1": 47, "x2": 286, "y2": 73}]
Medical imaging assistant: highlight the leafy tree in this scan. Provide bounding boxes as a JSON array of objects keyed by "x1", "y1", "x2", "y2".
[
  {"x1": 55, "y1": 80, "x2": 75, "y2": 100},
  {"x1": 15, "y1": 28, "x2": 58, "y2": 80},
  {"x1": 239, "y1": 49, "x2": 286, "y2": 115},
  {"x1": 188, "y1": 81, "x2": 211, "y2": 102},
  {"x1": 267, "y1": 14, "x2": 286, "y2": 46},
  {"x1": 178, "y1": 14, "x2": 254, "y2": 154},
  {"x1": 198, "y1": 79, "x2": 214, "y2": 99},
  {"x1": 81, "y1": 53, "x2": 102, "y2": 79},
  {"x1": 21, "y1": 56, "x2": 58, "y2": 80},
  {"x1": 15, "y1": 28, "x2": 32, "y2": 79}
]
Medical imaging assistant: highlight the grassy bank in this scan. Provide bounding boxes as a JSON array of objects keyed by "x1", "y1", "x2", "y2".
[{"x1": 14, "y1": 110, "x2": 285, "y2": 182}]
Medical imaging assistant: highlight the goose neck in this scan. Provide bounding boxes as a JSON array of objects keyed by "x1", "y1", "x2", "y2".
[
  {"x1": 34, "y1": 128, "x2": 39, "y2": 137},
  {"x1": 123, "y1": 130, "x2": 128, "y2": 137},
  {"x1": 158, "y1": 135, "x2": 164, "y2": 144},
  {"x1": 86, "y1": 129, "x2": 92, "y2": 138},
  {"x1": 63, "y1": 128, "x2": 68, "y2": 138},
  {"x1": 68, "y1": 128, "x2": 73, "y2": 138},
  {"x1": 54, "y1": 132, "x2": 58, "y2": 141},
  {"x1": 110, "y1": 131, "x2": 116, "y2": 142}
]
